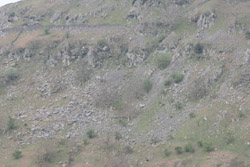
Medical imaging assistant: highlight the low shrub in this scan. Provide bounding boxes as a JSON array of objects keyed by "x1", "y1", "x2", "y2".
[
  {"x1": 158, "y1": 35, "x2": 165, "y2": 43},
  {"x1": 87, "y1": 130, "x2": 97, "y2": 139},
  {"x1": 203, "y1": 143, "x2": 215, "y2": 152},
  {"x1": 175, "y1": 146, "x2": 183, "y2": 154},
  {"x1": 194, "y1": 43, "x2": 204, "y2": 54},
  {"x1": 189, "y1": 112, "x2": 196, "y2": 118},
  {"x1": 184, "y1": 144, "x2": 195, "y2": 153},
  {"x1": 175, "y1": 102, "x2": 183, "y2": 110},
  {"x1": 115, "y1": 132, "x2": 122, "y2": 140},
  {"x1": 36, "y1": 147, "x2": 56, "y2": 165},
  {"x1": 197, "y1": 141, "x2": 203, "y2": 147},
  {"x1": 4, "y1": 68, "x2": 19, "y2": 83},
  {"x1": 164, "y1": 79, "x2": 172, "y2": 86},
  {"x1": 172, "y1": 73, "x2": 184, "y2": 83},
  {"x1": 124, "y1": 146, "x2": 133, "y2": 154},
  {"x1": 143, "y1": 78, "x2": 152, "y2": 93},
  {"x1": 245, "y1": 31, "x2": 250, "y2": 40},
  {"x1": 151, "y1": 137, "x2": 160, "y2": 144},
  {"x1": 161, "y1": 89, "x2": 167, "y2": 95},
  {"x1": 13, "y1": 150, "x2": 22, "y2": 159},
  {"x1": 156, "y1": 54, "x2": 171, "y2": 70},
  {"x1": 44, "y1": 28, "x2": 50, "y2": 35},
  {"x1": 7, "y1": 117, "x2": 17, "y2": 131},
  {"x1": 238, "y1": 111, "x2": 245, "y2": 118},
  {"x1": 9, "y1": 12, "x2": 15, "y2": 17},
  {"x1": 97, "y1": 39, "x2": 107, "y2": 48}
]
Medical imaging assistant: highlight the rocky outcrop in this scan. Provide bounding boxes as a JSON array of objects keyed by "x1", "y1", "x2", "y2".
[{"x1": 190, "y1": 10, "x2": 216, "y2": 38}]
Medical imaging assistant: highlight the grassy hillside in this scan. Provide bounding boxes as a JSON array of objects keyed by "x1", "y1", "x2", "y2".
[{"x1": 0, "y1": 0, "x2": 249, "y2": 166}]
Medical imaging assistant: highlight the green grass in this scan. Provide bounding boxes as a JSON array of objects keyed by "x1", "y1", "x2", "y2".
[
  {"x1": 173, "y1": 17, "x2": 197, "y2": 35},
  {"x1": 89, "y1": 8, "x2": 127, "y2": 25},
  {"x1": 136, "y1": 100, "x2": 160, "y2": 132},
  {"x1": 173, "y1": 100, "x2": 250, "y2": 160}
]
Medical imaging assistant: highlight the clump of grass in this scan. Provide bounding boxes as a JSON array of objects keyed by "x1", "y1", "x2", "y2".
[
  {"x1": 189, "y1": 112, "x2": 196, "y2": 118},
  {"x1": 115, "y1": 132, "x2": 122, "y2": 140},
  {"x1": 97, "y1": 38, "x2": 107, "y2": 48},
  {"x1": 9, "y1": 12, "x2": 15, "y2": 17},
  {"x1": 7, "y1": 117, "x2": 18, "y2": 131},
  {"x1": 238, "y1": 111, "x2": 245, "y2": 118},
  {"x1": 118, "y1": 119, "x2": 127, "y2": 127},
  {"x1": 4, "y1": 68, "x2": 19, "y2": 83},
  {"x1": 44, "y1": 28, "x2": 50, "y2": 35},
  {"x1": 86, "y1": 130, "x2": 97, "y2": 139},
  {"x1": 245, "y1": 31, "x2": 250, "y2": 40},
  {"x1": 175, "y1": 102, "x2": 183, "y2": 110},
  {"x1": 124, "y1": 146, "x2": 133, "y2": 154},
  {"x1": 197, "y1": 141, "x2": 203, "y2": 147},
  {"x1": 203, "y1": 143, "x2": 215, "y2": 152},
  {"x1": 13, "y1": 150, "x2": 22, "y2": 160},
  {"x1": 156, "y1": 54, "x2": 171, "y2": 70},
  {"x1": 36, "y1": 145, "x2": 56, "y2": 166},
  {"x1": 175, "y1": 146, "x2": 183, "y2": 154},
  {"x1": 158, "y1": 35, "x2": 165, "y2": 43},
  {"x1": 184, "y1": 143, "x2": 195, "y2": 153},
  {"x1": 194, "y1": 43, "x2": 204, "y2": 54},
  {"x1": 143, "y1": 78, "x2": 152, "y2": 93},
  {"x1": 164, "y1": 79, "x2": 172, "y2": 86},
  {"x1": 151, "y1": 137, "x2": 160, "y2": 144},
  {"x1": 161, "y1": 89, "x2": 167, "y2": 95},
  {"x1": 172, "y1": 73, "x2": 184, "y2": 83}
]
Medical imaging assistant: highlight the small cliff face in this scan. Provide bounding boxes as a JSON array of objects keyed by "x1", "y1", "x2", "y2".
[{"x1": 0, "y1": 0, "x2": 249, "y2": 166}]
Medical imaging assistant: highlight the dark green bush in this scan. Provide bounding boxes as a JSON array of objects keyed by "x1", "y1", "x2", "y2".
[
  {"x1": 5, "y1": 68, "x2": 19, "y2": 83},
  {"x1": 245, "y1": 31, "x2": 250, "y2": 40},
  {"x1": 164, "y1": 79, "x2": 172, "y2": 86},
  {"x1": 238, "y1": 111, "x2": 245, "y2": 118},
  {"x1": 172, "y1": 73, "x2": 184, "y2": 83},
  {"x1": 194, "y1": 43, "x2": 204, "y2": 54},
  {"x1": 156, "y1": 54, "x2": 171, "y2": 70},
  {"x1": 44, "y1": 28, "x2": 50, "y2": 35},
  {"x1": 143, "y1": 78, "x2": 152, "y2": 93},
  {"x1": 97, "y1": 39, "x2": 107, "y2": 48},
  {"x1": 87, "y1": 130, "x2": 97, "y2": 139},
  {"x1": 9, "y1": 12, "x2": 15, "y2": 17},
  {"x1": 115, "y1": 132, "x2": 122, "y2": 140},
  {"x1": 175, "y1": 146, "x2": 183, "y2": 154},
  {"x1": 7, "y1": 117, "x2": 17, "y2": 131},
  {"x1": 13, "y1": 150, "x2": 22, "y2": 159},
  {"x1": 184, "y1": 144, "x2": 195, "y2": 153}
]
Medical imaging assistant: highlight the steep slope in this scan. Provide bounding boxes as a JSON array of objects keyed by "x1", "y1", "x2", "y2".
[{"x1": 0, "y1": 0, "x2": 249, "y2": 167}]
